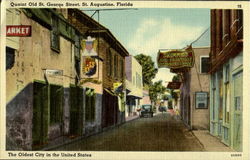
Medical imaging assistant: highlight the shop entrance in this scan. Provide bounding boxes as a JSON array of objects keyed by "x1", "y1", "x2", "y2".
[
  {"x1": 232, "y1": 71, "x2": 243, "y2": 151},
  {"x1": 102, "y1": 89, "x2": 118, "y2": 128}
]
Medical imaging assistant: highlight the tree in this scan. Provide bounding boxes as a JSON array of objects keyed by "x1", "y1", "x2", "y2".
[
  {"x1": 172, "y1": 74, "x2": 181, "y2": 82},
  {"x1": 134, "y1": 54, "x2": 158, "y2": 87},
  {"x1": 149, "y1": 80, "x2": 166, "y2": 105}
]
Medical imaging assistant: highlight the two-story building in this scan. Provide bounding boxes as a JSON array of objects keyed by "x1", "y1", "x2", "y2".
[
  {"x1": 68, "y1": 9, "x2": 129, "y2": 131},
  {"x1": 180, "y1": 46, "x2": 210, "y2": 130},
  {"x1": 6, "y1": 8, "x2": 79, "y2": 150},
  {"x1": 6, "y1": 8, "x2": 129, "y2": 151},
  {"x1": 125, "y1": 55, "x2": 143, "y2": 119},
  {"x1": 209, "y1": 9, "x2": 243, "y2": 151}
]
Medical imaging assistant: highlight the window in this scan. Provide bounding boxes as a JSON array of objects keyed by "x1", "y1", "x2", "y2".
[
  {"x1": 51, "y1": 15, "x2": 60, "y2": 51},
  {"x1": 74, "y1": 35, "x2": 80, "y2": 60},
  {"x1": 50, "y1": 85, "x2": 63, "y2": 125},
  {"x1": 224, "y1": 65, "x2": 230, "y2": 123},
  {"x1": 222, "y1": 10, "x2": 231, "y2": 47},
  {"x1": 234, "y1": 72, "x2": 243, "y2": 111},
  {"x1": 106, "y1": 48, "x2": 112, "y2": 77},
  {"x1": 237, "y1": 9, "x2": 243, "y2": 39},
  {"x1": 217, "y1": 10, "x2": 223, "y2": 54},
  {"x1": 212, "y1": 74, "x2": 216, "y2": 120},
  {"x1": 85, "y1": 88, "x2": 96, "y2": 122},
  {"x1": 114, "y1": 54, "x2": 118, "y2": 78},
  {"x1": 120, "y1": 58, "x2": 124, "y2": 80},
  {"x1": 218, "y1": 70, "x2": 223, "y2": 120},
  {"x1": 200, "y1": 56, "x2": 210, "y2": 73},
  {"x1": 74, "y1": 35, "x2": 81, "y2": 78},
  {"x1": 136, "y1": 73, "x2": 142, "y2": 88},
  {"x1": 6, "y1": 47, "x2": 15, "y2": 70}
]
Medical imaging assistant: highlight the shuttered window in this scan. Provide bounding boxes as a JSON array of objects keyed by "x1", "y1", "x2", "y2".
[
  {"x1": 74, "y1": 35, "x2": 81, "y2": 79},
  {"x1": 200, "y1": 56, "x2": 210, "y2": 73},
  {"x1": 106, "y1": 48, "x2": 112, "y2": 77},
  {"x1": 51, "y1": 15, "x2": 60, "y2": 52},
  {"x1": 6, "y1": 47, "x2": 15, "y2": 70}
]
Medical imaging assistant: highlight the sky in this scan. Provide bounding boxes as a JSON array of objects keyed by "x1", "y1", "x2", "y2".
[{"x1": 83, "y1": 8, "x2": 210, "y2": 85}]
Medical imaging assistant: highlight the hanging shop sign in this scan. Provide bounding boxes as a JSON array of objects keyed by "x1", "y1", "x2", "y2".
[
  {"x1": 195, "y1": 92, "x2": 208, "y2": 109},
  {"x1": 167, "y1": 82, "x2": 181, "y2": 89},
  {"x1": 157, "y1": 46, "x2": 194, "y2": 69},
  {"x1": 82, "y1": 56, "x2": 98, "y2": 78},
  {"x1": 6, "y1": 25, "x2": 32, "y2": 37},
  {"x1": 170, "y1": 67, "x2": 189, "y2": 73},
  {"x1": 45, "y1": 69, "x2": 63, "y2": 76},
  {"x1": 81, "y1": 36, "x2": 98, "y2": 57}
]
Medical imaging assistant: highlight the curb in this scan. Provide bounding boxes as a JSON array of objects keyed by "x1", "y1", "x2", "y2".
[{"x1": 191, "y1": 131, "x2": 206, "y2": 151}]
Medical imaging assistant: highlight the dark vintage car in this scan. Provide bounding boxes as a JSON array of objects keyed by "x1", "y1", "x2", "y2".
[
  {"x1": 159, "y1": 106, "x2": 167, "y2": 112},
  {"x1": 140, "y1": 104, "x2": 154, "y2": 118}
]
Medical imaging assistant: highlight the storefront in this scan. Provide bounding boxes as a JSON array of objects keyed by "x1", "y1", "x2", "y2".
[{"x1": 210, "y1": 52, "x2": 243, "y2": 151}]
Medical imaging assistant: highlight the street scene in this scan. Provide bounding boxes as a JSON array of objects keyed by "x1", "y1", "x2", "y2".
[
  {"x1": 55, "y1": 113, "x2": 204, "y2": 151},
  {"x1": 5, "y1": 7, "x2": 243, "y2": 153}
]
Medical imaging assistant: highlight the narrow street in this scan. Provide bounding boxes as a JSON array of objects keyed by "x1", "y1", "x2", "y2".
[{"x1": 55, "y1": 113, "x2": 204, "y2": 151}]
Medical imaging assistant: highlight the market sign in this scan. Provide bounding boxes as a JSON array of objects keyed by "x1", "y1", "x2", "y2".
[
  {"x1": 45, "y1": 69, "x2": 63, "y2": 76},
  {"x1": 6, "y1": 25, "x2": 31, "y2": 37},
  {"x1": 167, "y1": 82, "x2": 181, "y2": 89},
  {"x1": 82, "y1": 56, "x2": 98, "y2": 78},
  {"x1": 195, "y1": 92, "x2": 208, "y2": 109},
  {"x1": 157, "y1": 47, "x2": 194, "y2": 69}
]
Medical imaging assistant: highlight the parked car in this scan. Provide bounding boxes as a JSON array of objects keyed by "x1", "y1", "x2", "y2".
[
  {"x1": 140, "y1": 104, "x2": 154, "y2": 118},
  {"x1": 159, "y1": 106, "x2": 167, "y2": 112}
]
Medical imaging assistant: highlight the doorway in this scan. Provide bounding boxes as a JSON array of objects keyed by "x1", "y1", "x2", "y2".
[
  {"x1": 232, "y1": 71, "x2": 243, "y2": 151},
  {"x1": 69, "y1": 85, "x2": 83, "y2": 136},
  {"x1": 32, "y1": 82, "x2": 49, "y2": 148}
]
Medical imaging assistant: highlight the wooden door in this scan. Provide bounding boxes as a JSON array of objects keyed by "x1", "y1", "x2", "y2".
[
  {"x1": 32, "y1": 82, "x2": 49, "y2": 148},
  {"x1": 69, "y1": 86, "x2": 83, "y2": 136}
]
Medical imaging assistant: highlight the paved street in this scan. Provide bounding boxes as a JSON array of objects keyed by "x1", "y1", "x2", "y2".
[{"x1": 55, "y1": 113, "x2": 204, "y2": 151}]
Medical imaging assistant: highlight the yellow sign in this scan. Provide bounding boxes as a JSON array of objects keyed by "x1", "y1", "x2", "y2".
[{"x1": 113, "y1": 82, "x2": 123, "y2": 94}]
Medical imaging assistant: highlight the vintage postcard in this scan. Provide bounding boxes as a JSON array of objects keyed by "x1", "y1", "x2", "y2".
[{"x1": 0, "y1": 0, "x2": 249, "y2": 160}]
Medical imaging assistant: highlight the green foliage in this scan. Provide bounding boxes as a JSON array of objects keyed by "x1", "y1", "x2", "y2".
[
  {"x1": 149, "y1": 80, "x2": 166, "y2": 104},
  {"x1": 162, "y1": 94, "x2": 169, "y2": 101},
  {"x1": 172, "y1": 74, "x2": 181, "y2": 82},
  {"x1": 168, "y1": 100, "x2": 173, "y2": 109},
  {"x1": 134, "y1": 54, "x2": 158, "y2": 86}
]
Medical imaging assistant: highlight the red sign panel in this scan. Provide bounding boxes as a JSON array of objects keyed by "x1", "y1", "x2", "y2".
[
  {"x1": 167, "y1": 82, "x2": 181, "y2": 89},
  {"x1": 6, "y1": 25, "x2": 31, "y2": 37}
]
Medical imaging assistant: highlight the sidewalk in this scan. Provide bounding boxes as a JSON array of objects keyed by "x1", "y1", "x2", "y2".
[
  {"x1": 192, "y1": 130, "x2": 235, "y2": 152},
  {"x1": 125, "y1": 114, "x2": 139, "y2": 122}
]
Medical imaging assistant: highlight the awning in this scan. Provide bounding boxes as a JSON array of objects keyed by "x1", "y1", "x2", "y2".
[{"x1": 127, "y1": 91, "x2": 142, "y2": 99}]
